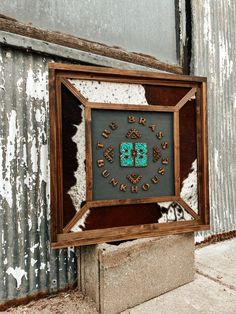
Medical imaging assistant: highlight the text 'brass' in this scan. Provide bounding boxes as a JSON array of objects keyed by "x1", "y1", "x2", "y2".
[
  {"x1": 158, "y1": 167, "x2": 165, "y2": 175},
  {"x1": 101, "y1": 169, "x2": 110, "y2": 178},
  {"x1": 109, "y1": 122, "x2": 118, "y2": 130},
  {"x1": 149, "y1": 124, "x2": 156, "y2": 132},
  {"x1": 110, "y1": 178, "x2": 118, "y2": 187},
  {"x1": 141, "y1": 183, "x2": 150, "y2": 191},
  {"x1": 97, "y1": 142, "x2": 104, "y2": 149},
  {"x1": 120, "y1": 184, "x2": 127, "y2": 192},
  {"x1": 128, "y1": 115, "x2": 135, "y2": 123},
  {"x1": 151, "y1": 175, "x2": 159, "y2": 184},
  {"x1": 139, "y1": 117, "x2": 146, "y2": 125},
  {"x1": 131, "y1": 185, "x2": 138, "y2": 193},
  {"x1": 102, "y1": 129, "x2": 111, "y2": 139},
  {"x1": 97, "y1": 159, "x2": 105, "y2": 168}
]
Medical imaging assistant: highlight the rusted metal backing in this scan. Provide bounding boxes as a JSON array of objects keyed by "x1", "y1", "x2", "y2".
[
  {"x1": 191, "y1": 0, "x2": 236, "y2": 242},
  {"x1": 0, "y1": 46, "x2": 77, "y2": 306}
]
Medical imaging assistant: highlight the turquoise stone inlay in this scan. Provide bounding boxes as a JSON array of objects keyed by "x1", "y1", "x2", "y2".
[
  {"x1": 135, "y1": 143, "x2": 148, "y2": 167},
  {"x1": 120, "y1": 142, "x2": 148, "y2": 167},
  {"x1": 120, "y1": 142, "x2": 134, "y2": 167}
]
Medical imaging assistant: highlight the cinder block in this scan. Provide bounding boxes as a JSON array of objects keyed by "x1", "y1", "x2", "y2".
[{"x1": 77, "y1": 233, "x2": 195, "y2": 314}]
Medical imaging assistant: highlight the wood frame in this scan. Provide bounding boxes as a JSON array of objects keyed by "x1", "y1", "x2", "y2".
[{"x1": 49, "y1": 63, "x2": 209, "y2": 248}]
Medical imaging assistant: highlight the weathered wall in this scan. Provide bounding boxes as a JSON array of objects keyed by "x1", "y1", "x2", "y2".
[
  {"x1": 191, "y1": 0, "x2": 236, "y2": 241},
  {"x1": 0, "y1": 0, "x2": 178, "y2": 64},
  {"x1": 0, "y1": 47, "x2": 77, "y2": 306}
]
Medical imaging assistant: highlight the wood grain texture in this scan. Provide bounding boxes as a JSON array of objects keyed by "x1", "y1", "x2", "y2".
[
  {"x1": 61, "y1": 78, "x2": 89, "y2": 106},
  {"x1": 49, "y1": 65, "x2": 209, "y2": 247},
  {"x1": 86, "y1": 102, "x2": 177, "y2": 112},
  {"x1": 175, "y1": 87, "x2": 197, "y2": 110},
  {"x1": 49, "y1": 63, "x2": 207, "y2": 82},
  {"x1": 53, "y1": 221, "x2": 210, "y2": 248},
  {"x1": 85, "y1": 107, "x2": 93, "y2": 200},
  {"x1": 0, "y1": 18, "x2": 183, "y2": 74},
  {"x1": 174, "y1": 111, "x2": 180, "y2": 196}
]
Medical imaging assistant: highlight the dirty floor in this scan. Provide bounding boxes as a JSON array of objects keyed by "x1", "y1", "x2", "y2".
[{"x1": 4, "y1": 238, "x2": 236, "y2": 314}]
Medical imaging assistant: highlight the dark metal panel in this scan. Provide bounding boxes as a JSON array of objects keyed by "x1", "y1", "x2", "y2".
[{"x1": 0, "y1": 46, "x2": 77, "y2": 305}]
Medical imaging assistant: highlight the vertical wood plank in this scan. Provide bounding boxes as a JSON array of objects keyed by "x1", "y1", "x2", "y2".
[
  {"x1": 56, "y1": 76, "x2": 64, "y2": 232},
  {"x1": 85, "y1": 107, "x2": 93, "y2": 200},
  {"x1": 49, "y1": 68, "x2": 58, "y2": 242},
  {"x1": 174, "y1": 111, "x2": 180, "y2": 196}
]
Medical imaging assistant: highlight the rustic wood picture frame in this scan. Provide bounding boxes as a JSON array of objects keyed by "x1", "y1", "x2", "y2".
[{"x1": 49, "y1": 63, "x2": 209, "y2": 248}]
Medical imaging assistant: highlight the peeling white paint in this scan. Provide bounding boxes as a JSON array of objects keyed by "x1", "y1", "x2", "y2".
[
  {"x1": 26, "y1": 66, "x2": 48, "y2": 101},
  {"x1": 181, "y1": 160, "x2": 198, "y2": 213},
  {"x1": 30, "y1": 243, "x2": 39, "y2": 253},
  {"x1": 6, "y1": 267, "x2": 27, "y2": 289},
  {"x1": 31, "y1": 258, "x2": 37, "y2": 267},
  {"x1": 69, "y1": 79, "x2": 148, "y2": 105},
  {"x1": 16, "y1": 77, "x2": 23, "y2": 93}
]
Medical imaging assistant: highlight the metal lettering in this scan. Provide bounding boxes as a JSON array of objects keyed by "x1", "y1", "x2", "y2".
[
  {"x1": 110, "y1": 178, "x2": 119, "y2": 187},
  {"x1": 97, "y1": 142, "x2": 104, "y2": 149},
  {"x1": 162, "y1": 158, "x2": 169, "y2": 165},
  {"x1": 102, "y1": 129, "x2": 111, "y2": 139},
  {"x1": 97, "y1": 159, "x2": 105, "y2": 168},
  {"x1": 109, "y1": 122, "x2": 118, "y2": 130},
  {"x1": 101, "y1": 169, "x2": 110, "y2": 178},
  {"x1": 151, "y1": 175, "x2": 159, "y2": 184},
  {"x1": 120, "y1": 184, "x2": 127, "y2": 192},
  {"x1": 158, "y1": 167, "x2": 165, "y2": 175},
  {"x1": 141, "y1": 183, "x2": 150, "y2": 191},
  {"x1": 139, "y1": 117, "x2": 146, "y2": 125},
  {"x1": 156, "y1": 131, "x2": 164, "y2": 140},
  {"x1": 161, "y1": 141, "x2": 169, "y2": 149},
  {"x1": 131, "y1": 185, "x2": 138, "y2": 193},
  {"x1": 128, "y1": 115, "x2": 136, "y2": 123},
  {"x1": 149, "y1": 124, "x2": 156, "y2": 132}
]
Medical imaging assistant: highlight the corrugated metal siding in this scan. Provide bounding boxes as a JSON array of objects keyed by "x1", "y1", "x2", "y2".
[
  {"x1": 191, "y1": 0, "x2": 236, "y2": 241},
  {"x1": 0, "y1": 46, "x2": 77, "y2": 305}
]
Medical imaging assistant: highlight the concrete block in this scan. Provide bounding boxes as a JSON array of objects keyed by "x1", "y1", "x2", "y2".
[{"x1": 77, "y1": 233, "x2": 195, "y2": 314}]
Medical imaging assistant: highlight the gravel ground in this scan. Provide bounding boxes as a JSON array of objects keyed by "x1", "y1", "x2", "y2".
[{"x1": 4, "y1": 289, "x2": 98, "y2": 314}]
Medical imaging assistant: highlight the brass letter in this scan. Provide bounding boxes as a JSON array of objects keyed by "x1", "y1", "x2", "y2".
[
  {"x1": 110, "y1": 178, "x2": 118, "y2": 187},
  {"x1": 149, "y1": 124, "x2": 156, "y2": 132},
  {"x1": 162, "y1": 158, "x2": 169, "y2": 165},
  {"x1": 158, "y1": 167, "x2": 165, "y2": 175},
  {"x1": 102, "y1": 129, "x2": 111, "y2": 139},
  {"x1": 141, "y1": 183, "x2": 150, "y2": 191},
  {"x1": 151, "y1": 175, "x2": 159, "y2": 184},
  {"x1": 97, "y1": 159, "x2": 105, "y2": 168},
  {"x1": 128, "y1": 115, "x2": 136, "y2": 123},
  {"x1": 156, "y1": 131, "x2": 164, "y2": 140},
  {"x1": 131, "y1": 185, "x2": 138, "y2": 193},
  {"x1": 101, "y1": 169, "x2": 110, "y2": 178},
  {"x1": 97, "y1": 142, "x2": 104, "y2": 149},
  {"x1": 120, "y1": 184, "x2": 127, "y2": 192},
  {"x1": 139, "y1": 117, "x2": 146, "y2": 125},
  {"x1": 109, "y1": 122, "x2": 118, "y2": 130},
  {"x1": 161, "y1": 141, "x2": 169, "y2": 149}
]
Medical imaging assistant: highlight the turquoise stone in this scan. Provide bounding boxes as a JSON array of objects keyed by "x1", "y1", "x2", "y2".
[{"x1": 120, "y1": 142, "x2": 148, "y2": 167}]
